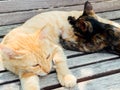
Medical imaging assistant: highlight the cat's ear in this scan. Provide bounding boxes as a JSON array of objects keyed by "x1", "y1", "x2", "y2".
[
  {"x1": 82, "y1": 1, "x2": 95, "y2": 16},
  {"x1": 76, "y1": 19, "x2": 87, "y2": 32},
  {"x1": 0, "y1": 45, "x2": 24, "y2": 59},
  {"x1": 68, "y1": 16, "x2": 76, "y2": 26}
]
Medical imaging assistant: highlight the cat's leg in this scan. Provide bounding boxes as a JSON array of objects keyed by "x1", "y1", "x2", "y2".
[
  {"x1": 19, "y1": 72, "x2": 40, "y2": 90},
  {"x1": 53, "y1": 46, "x2": 77, "y2": 87}
]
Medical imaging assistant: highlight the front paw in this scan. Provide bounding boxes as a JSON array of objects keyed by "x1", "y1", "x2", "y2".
[{"x1": 58, "y1": 74, "x2": 77, "y2": 88}]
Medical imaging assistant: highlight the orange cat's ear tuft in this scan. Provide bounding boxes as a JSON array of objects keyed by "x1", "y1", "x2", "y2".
[
  {"x1": 0, "y1": 45, "x2": 16, "y2": 59},
  {"x1": 0, "y1": 45, "x2": 23, "y2": 59}
]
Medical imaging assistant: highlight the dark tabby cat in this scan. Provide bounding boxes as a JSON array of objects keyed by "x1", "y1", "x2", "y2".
[{"x1": 64, "y1": 1, "x2": 120, "y2": 54}]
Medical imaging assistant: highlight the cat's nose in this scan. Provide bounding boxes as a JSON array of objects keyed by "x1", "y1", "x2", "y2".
[
  {"x1": 45, "y1": 69, "x2": 51, "y2": 74},
  {"x1": 41, "y1": 67, "x2": 51, "y2": 75}
]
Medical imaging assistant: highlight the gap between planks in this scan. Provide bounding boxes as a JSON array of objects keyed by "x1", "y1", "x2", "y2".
[
  {"x1": 0, "y1": 0, "x2": 112, "y2": 13},
  {"x1": 53, "y1": 73, "x2": 120, "y2": 90}
]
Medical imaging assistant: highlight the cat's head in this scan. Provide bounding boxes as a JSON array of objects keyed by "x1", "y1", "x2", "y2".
[
  {"x1": 0, "y1": 32, "x2": 53, "y2": 76},
  {"x1": 68, "y1": 1, "x2": 105, "y2": 39},
  {"x1": 68, "y1": 1, "x2": 95, "y2": 33},
  {"x1": 67, "y1": 1, "x2": 109, "y2": 52}
]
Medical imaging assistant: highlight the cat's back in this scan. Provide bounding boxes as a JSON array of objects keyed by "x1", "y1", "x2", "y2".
[
  {"x1": 22, "y1": 11, "x2": 82, "y2": 31},
  {"x1": 1, "y1": 11, "x2": 82, "y2": 45}
]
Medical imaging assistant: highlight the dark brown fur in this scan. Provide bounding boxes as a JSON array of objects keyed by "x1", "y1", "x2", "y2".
[
  {"x1": 67, "y1": 1, "x2": 120, "y2": 54},
  {"x1": 61, "y1": 1, "x2": 107, "y2": 52}
]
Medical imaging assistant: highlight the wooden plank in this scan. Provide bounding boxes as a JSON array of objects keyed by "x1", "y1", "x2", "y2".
[
  {"x1": 0, "y1": 56, "x2": 120, "y2": 89},
  {"x1": 0, "y1": 24, "x2": 21, "y2": 36},
  {"x1": 64, "y1": 50, "x2": 83, "y2": 56},
  {"x1": 55, "y1": 0, "x2": 120, "y2": 13},
  {"x1": 0, "y1": 10, "x2": 40, "y2": 26},
  {"x1": 0, "y1": 53, "x2": 119, "y2": 89},
  {"x1": 0, "y1": 83, "x2": 20, "y2": 90},
  {"x1": 67, "y1": 52, "x2": 118, "y2": 66},
  {"x1": 0, "y1": 0, "x2": 105, "y2": 13},
  {"x1": 78, "y1": 74, "x2": 120, "y2": 90},
  {"x1": 92, "y1": 0, "x2": 120, "y2": 12},
  {"x1": 98, "y1": 11, "x2": 120, "y2": 20},
  {"x1": 0, "y1": 0, "x2": 120, "y2": 26},
  {"x1": 115, "y1": 20, "x2": 120, "y2": 23},
  {"x1": 54, "y1": 73, "x2": 120, "y2": 90}
]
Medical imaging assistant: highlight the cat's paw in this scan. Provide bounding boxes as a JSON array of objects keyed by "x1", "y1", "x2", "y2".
[{"x1": 58, "y1": 74, "x2": 77, "y2": 88}]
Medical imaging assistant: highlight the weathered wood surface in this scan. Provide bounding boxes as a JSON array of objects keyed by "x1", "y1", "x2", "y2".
[
  {"x1": 0, "y1": 0, "x2": 120, "y2": 26},
  {"x1": 0, "y1": 51, "x2": 120, "y2": 90},
  {"x1": 54, "y1": 73, "x2": 120, "y2": 90},
  {"x1": 0, "y1": 0, "x2": 120, "y2": 90},
  {"x1": 0, "y1": 0, "x2": 117, "y2": 13}
]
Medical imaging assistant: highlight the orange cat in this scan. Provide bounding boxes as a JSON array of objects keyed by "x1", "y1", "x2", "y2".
[
  {"x1": 0, "y1": 11, "x2": 81, "y2": 90},
  {"x1": 0, "y1": 2, "x2": 120, "y2": 90}
]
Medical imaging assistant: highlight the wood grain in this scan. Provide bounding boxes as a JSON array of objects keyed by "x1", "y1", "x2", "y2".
[
  {"x1": 0, "y1": 0, "x2": 120, "y2": 26},
  {"x1": 54, "y1": 73, "x2": 120, "y2": 90},
  {"x1": 0, "y1": 52, "x2": 119, "y2": 89},
  {"x1": 0, "y1": 0, "x2": 105, "y2": 13}
]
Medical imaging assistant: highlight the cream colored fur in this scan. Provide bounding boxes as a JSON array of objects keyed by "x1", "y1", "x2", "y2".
[{"x1": 0, "y1": 11, "x2": 120, "y2": 90}]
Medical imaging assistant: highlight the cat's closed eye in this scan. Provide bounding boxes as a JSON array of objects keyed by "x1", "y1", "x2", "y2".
[{"x1": 32, "y1": 64, "x2": 40, "y2": 67}]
